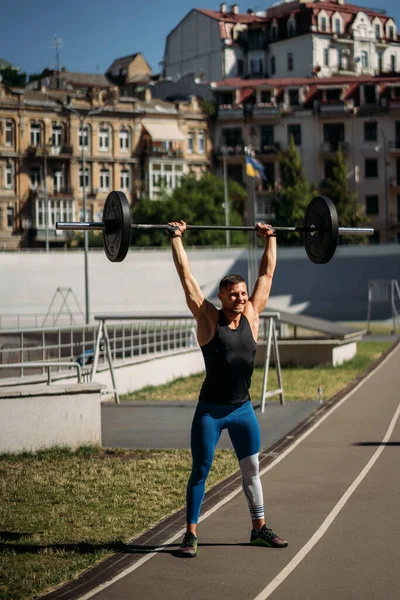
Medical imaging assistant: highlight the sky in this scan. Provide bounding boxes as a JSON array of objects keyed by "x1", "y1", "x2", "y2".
[{"x1": 2, "y1": 0, "x2": 400, "y2": 78}]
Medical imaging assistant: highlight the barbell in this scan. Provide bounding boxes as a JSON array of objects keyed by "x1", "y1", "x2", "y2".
[{"x1": 55, "y1": 190, "x2": 374, "y2": 265}]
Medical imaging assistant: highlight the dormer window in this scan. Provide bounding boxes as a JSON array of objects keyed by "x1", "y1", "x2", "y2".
[
  {"x1": 375, "y1": 23, "x2": 381, "y2": 39},
  {"x1": 334, "y1": 19, "x2": 341, "y2": 34},
  {"x1": 287, "y1": 16, "x2": 296, "y2": 37},
  {"x1": 271, "y1": 22, "x2": 278, "y2": 42},
  {"x1": 388, "y1": 26, "x2": 394, "y2": 40},
  {"x1": 320, "y1": 17, "x2": 327, "y2": 32}
]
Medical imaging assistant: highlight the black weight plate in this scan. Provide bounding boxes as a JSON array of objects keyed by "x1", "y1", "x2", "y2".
[
  {"x1": 304, "y1": 196, "x2": 338, "y2": 264},
  {"x1": 102, "y1": 191, "x2": 131, "y2": 262}
]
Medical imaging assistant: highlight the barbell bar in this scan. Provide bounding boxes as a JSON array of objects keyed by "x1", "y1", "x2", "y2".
[{"x1": 55, "y1": 191, "x2": 374, "y2": 265}]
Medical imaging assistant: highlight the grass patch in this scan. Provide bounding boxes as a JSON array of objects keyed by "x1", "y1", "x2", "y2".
[
  {"x1": 0, "y1": 340, "x2": 393, "y2": 599},
  {"x1": 0, "y1": 447, "x2": 238, "y2": 600},
  {"x1": 121, "y1": 341, "x2": 392, "y2": 403}
]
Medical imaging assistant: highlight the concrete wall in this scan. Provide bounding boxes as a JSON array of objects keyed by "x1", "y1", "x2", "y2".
[
  {"x1": 0, "y1": 383, "x2": 104, "y2": 453},
  {"x1": 0, "y1": 244, "x2": 399, "y2": 323}
]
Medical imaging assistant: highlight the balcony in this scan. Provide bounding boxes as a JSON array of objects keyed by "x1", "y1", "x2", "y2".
[
  {"x1": 217, "y1": 145, "x2": 244, "y2": 156},
  {"x1": 218, "y1": 104, "x2": 244, "y2": 119},
  {"x1": 51, "y1": 187, "x2": 75, "y2": 198},
  {"x1": 357, "y1": 99, "x2": 389, "y2": 115},
  {"x1": 320, "y1": 141, "x2": 350, "y2": 154},
  {"x1": 259, "y1": 143, "x2": 281, "y2": 154},
  {"x1": 319, "y1": 100, "x2": 354, "y2": 115},
  {"x1": 389, "y1": 176, "x2": 400, "y2": 189},
  {"x1": 388, "y1": 140, "x2": 400, "y2": 152},
  {"x1": 148, "y1": 147, "x2": 184, "y2": 159},
  {"x1": 252, "y1": 103, "x2": 281, "y2": 117}
]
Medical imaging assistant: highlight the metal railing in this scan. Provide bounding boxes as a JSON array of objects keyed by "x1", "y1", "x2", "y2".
[{"x1": 0, "y1": 362, "x2": 83, "y2": 384}]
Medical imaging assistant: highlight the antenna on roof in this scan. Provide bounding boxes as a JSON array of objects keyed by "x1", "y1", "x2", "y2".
[{"x1": 51, "y1": 35, "x2": 63, "y2": 71}]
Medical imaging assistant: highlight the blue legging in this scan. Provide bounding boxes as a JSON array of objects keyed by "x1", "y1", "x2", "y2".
[{"x1": 187, "y1": 400, "x2": 264, "y2": 524}]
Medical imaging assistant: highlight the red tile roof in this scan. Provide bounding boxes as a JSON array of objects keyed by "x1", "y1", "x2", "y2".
[{"x1": 195, "y1": 8, "x2": 264, "y2": 23}]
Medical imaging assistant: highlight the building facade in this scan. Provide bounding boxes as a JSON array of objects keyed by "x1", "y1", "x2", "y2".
[
  {"x1": 213, "y1": 75, "x2": 400, "y2": 243},
  {"x1": 0, "y1": 79, "x2": 211, "y2": 248},
  {"x1": 163, "y1": 1, "x2": 400, "y2": 82}
]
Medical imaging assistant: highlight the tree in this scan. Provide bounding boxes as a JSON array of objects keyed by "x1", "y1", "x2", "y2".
[
  {"x1": 320, "y1": 147, "x2": 368, "y2": 243},
  {"x1": 0, "y1": 66, "x2": 27, "y2": 87},
  {"x1": 270, "y1": 137, "x2": 314, "y2": 245},
  {"x1": 131, "y1": 173, "x2": 248, "y2": 247}
]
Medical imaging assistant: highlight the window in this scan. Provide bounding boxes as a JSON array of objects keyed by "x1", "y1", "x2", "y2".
[
  {"x1": 250, "y1": 58, "x2": 263, "y2": 74},
  {"x1": 388, "y1": 26, "x2": 394, "y2": 40},
  {"x1": 261, "y1": 125, "x2": 274, "y2": 151},
  {"x1": 364, "y1": 122, "x2": 377, "y2": 141},
  {"x1": 30, "y1": 123, "x2": 42, "y2": 146},
  {"x1": 5, "y1": 165, "x2": 13, "y2": 188},
  {"x1": 198, "y1": 131, "x2": 205, "y2": 154},
  {"x1": 187, "y1": 131, "x2": 194, "y2": 154},
  {"x1": 119, "y1": 129, "x2": 130, "y2": 151},
  {"x1": 324, "y1": 160, "x2": 335, "y2": 179},
  {"x1": 365, "y1": 195, "x2": 379, "y2": 215},
  {"x1": 375, "y1": 23, "x2": 381, "y2": 39},
  {"x1": 324, "y1": 48, "x2": 329, "y2": 67},
  {"x1": 391, "y1": 54, "x2": 397, "y2": 72},
  {"x1": 361, "y1": 51, "x2": 369, "y2": 69},
  {"x1": 270, "y1": 56, "x2": 276, "y2": 75},
  {"x1": 237, "y1": 59, "x2": 244, "y2": 76},
  {"x1": 36, "y1": 199, "x2": 74, "y2": 228},
  {"x1": 378, "y1": 52, "x2": 383, "y2": 72},
  {"x1": 5, "y1": 121, "x2": 13, "y2": 146},
  {"x1": 78, "y1": 125, "x2": 89, "y2": 149},
  {"x1": 52, "y1": 124, "x2": 63, "y2": 147},
  {"x1": 320, "y1": 17, "x2": 327, "y2": 32},
  {"x1": 79, "y1": 167, "x2": 91, "y2": 189},
  {"x1": 120, "y1": 168, "x2": 130, "y2": 190},
  {"x1": 220, "y1": 92, "x2": 234, "y2": 105},
  {"x1": 288, "y1": 89, "x2": 299, "y2": 106},
  {"x1": 99, "y1": 127, "x2": 110, "y2": 151},
  {"x1": 271, "y1": 25, "x2": 278, "y2": 42},
  {"x1": 221, "y1": 127, "x2": 243, "y2": 149},
  {"x1": 364, "y1": 85, "x2": 377, "y2": 104},
  {"x1": 7, "y1": 205, "x2": 14, "y2": 229},
  {"x1": 288, "y1": 23, "x2": 295, "y2": 37},
  {"x1": 149, "y1": 162, "x2": 184, "y2": 199},
  {"x1": 365, "y1": 158, "x2": 378, "y2": 178},
  {"x1": 337, "y1": 49, "x2": 342, "y2": 69},
  {"x1": 53, "y1": 170, "x2": 63, "y2": 192},
  {"x1": 287, "y1": 53, "x2": 294, "y2": 72},
  {"x1": 30, "y1": 167, "x2": 41, "y2": 187},
  {"x1": 288, "y1": 124, "x2": 301, "y2": 146},
  {"x1": 334, "y1": 19, "x2": 341, "y2": 34},
  {"x1": 99, "y1": 168, "x2": 111, "y2": 191},
  {"x1": 260, "y1": 90, "x2": 272, "y2": 103}
]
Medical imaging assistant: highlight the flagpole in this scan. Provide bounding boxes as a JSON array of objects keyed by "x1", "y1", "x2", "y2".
[
  {"x1": 222, "y1": 147, "x2": 231, "y2": 248},
  {"x1": 245, "y1": 146, "x2": 257, "y2": 292}
]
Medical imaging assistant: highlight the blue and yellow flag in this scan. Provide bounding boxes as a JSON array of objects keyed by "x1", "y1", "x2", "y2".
[{"x1": 245, "y1": 154, "x2": 266, "y2": 180}]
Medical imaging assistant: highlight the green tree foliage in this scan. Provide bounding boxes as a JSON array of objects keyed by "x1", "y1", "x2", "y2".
[
  {"x1": 320, "y1": 148, "x2": 368, "y2": 243},
  {"x1": 270, "y1": 137, "x2": 314, "y2": 245},
  {"x1": 0, "y1": 66, "x2": 27, "y2": 87},
  {"x1": 131, "y1": 173, "x2": 248, "y2": 247}
]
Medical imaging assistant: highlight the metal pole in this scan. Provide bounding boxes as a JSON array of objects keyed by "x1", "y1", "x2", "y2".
[
  {"x1": 222, "y1": 149, "x2": 230, "y2": 248},
  {"x1": 81, "y1": 116, "x2": 90, "y2": 325},
  {"x1": 44, "y1": 150, "x2": 49, "y2": 252},
  {"x1": 382, "y1": 129, "x2": 389, "y2": 244}
]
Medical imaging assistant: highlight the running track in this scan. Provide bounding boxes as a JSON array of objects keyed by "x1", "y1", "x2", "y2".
[{"x1": 41, "y1": 341, "x2": 400, "y2": 600}]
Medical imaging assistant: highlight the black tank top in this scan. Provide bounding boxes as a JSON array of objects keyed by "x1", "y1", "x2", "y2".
[{"x1": 199, "y1": 310, "x2": 257, "y2": 405}]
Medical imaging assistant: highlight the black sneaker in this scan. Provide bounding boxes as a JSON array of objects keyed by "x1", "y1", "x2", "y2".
[
  {"x1": 250, "y1": 524, "x2": 288, "y2": 548},
  {"x1": 177, "y1": 531, "x2": 198, "y2": 557}
]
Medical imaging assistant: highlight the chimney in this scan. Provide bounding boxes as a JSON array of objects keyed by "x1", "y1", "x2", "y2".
[
  {"x1": 247, "y1": 9, "x2": 254, "y2": 14},
  {"x1": 231, "y1": 4, "x2": 239, "y2": 13},
  {"x1": 220, "y1": 3, "x2": 227, "y2": 13}
]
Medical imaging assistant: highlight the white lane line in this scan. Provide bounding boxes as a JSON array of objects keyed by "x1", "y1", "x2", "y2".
[
  {"x1": 252, "y1": 400, "x2": 400, "y2": 600},
  {"x1": 78, "y1": 345, "x2": 399, "y2": 600}
]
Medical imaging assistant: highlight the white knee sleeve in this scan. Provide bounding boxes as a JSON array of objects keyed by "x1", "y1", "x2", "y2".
[{"x1": 239, "y1": 453, "x2": 264, "y2": 521}]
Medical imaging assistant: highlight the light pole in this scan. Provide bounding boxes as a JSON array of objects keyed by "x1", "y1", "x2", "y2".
[
  {"x1": 377, "y1": 126, "x2": 389, "y2": 243},
  {"x1": 220, "y1": 145, "x2": 230, "y2": 248},
  {"x1": 58, "y1": 103, "x2": 104, "y2": 325}
]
